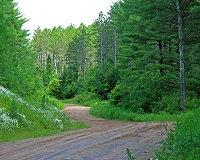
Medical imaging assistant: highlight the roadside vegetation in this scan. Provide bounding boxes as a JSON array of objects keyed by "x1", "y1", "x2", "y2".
[
  {"x1": 155, "y1": 108, "x2": 200, "y2": 160},
  {"x1": 0, "y1": 86, "x2": 88, "y2": 142}
]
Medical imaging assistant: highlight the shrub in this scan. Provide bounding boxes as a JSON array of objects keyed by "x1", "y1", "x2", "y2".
[
  {"x1": 109, "y1": 84, "x2": 129, "y2": 107},
  {"x1": 152, "y1": 94, "x2": 200, "y2": 114},
  {"x1": 89, "y1": 101, "x2": 176, "y2": 122},
  {"x1": 152, "y1": 94, "x2": 182, "y2": 114},
  {"x1": 186, "y1": 96, "x2": 200, "y2": 110},
  {"x1": 85, "y1": 64, "x2": 119, "y2": 99},
  {"x1": 46, "y1": 78, "x2": 61, "y2": 99},
  {"x1": 63, "y1": 92, "x2": 99, "y2": 106},
  {"x1": 156, "y1": 108, "x2": 200, "y2": 159},
  {"x1": 62, "y1": 81, "x2": 78, "y2": 99},
  {"x1": 109, "y1": 71, "x2": 173, "y2": 113}
]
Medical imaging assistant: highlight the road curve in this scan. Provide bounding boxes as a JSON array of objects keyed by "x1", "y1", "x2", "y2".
[{"x1": 0, "y1": 104, "x2": 171, "y2": 160}]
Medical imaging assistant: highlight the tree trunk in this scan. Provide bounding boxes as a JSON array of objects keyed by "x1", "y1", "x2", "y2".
[
  {"x1": 114, "y1": 29, "x2": 117, "y2": 69},
  {"x1": 39, "y1": 53, "x2": 43, "y2": 68},
  {"x1": 100, "y1": 31, "x2": 104, "y2": 66},
  {"x1": 158, "y1": 40, "x2": 164, "y2": 74},
  {"x1": 176, "y1": 0, "x2": 186, "y2": 111},
  {"x1": 53, "y1": 54, "x2": 58, "y2": 74}
]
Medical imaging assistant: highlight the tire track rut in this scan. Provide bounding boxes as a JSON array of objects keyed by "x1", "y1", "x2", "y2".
[{"x1": 0, "y1": 104, "x2": 171, "y2": 160}]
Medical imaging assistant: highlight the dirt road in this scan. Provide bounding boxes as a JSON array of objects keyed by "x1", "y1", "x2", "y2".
[{"x1": 0, "y1": 104, "x2": 171, "y2": 160}]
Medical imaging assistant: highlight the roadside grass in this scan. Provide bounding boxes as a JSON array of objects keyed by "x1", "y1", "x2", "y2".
[
  {"x1": 0, "y1": 87, "x2": 88, "y2": 142},
  {"x1": 0, "y1": 121, "x2": 88, "y2": 142},
  {"x1": 62, "y1": 92, "x2": 100, "y2": 107},
  {"x1": 89, "y1": 100, "x2": 179, "y2": 122}
]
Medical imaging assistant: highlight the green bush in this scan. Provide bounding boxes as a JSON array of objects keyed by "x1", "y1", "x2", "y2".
[
  {"x1": 62, "y1": 81, "x2": 78, "y2": 99},
  {"x1": 186, "y1": 96, "x2": 200, "y2": 110},
  {"x1": 152, "y1": 94, "x2": 182, "y2": 114},
  {"x1": 152, "y1": 94, "x2": 200, "y2": 114},
  {"x1": 109, "y1": 71, "x2": 175, "y2": 113},
  {"x1": 156, "y1": 108, "x2": 200, "y2": 159},
  {"x1": 85, "y1": 64, "x2": 119, "y2": 100},
  {"x1": 46, "y1": 78, "x2": 61, "y2": 99},
  {"x1": 63, "y1": 92, "x2": 100, "y2": 107},
  {"x1": 59, "y1": 66, "x2": 79, "y2": 99},
  {"x1": 109, "y1": 84, "x2": 129, "y2": 106}
]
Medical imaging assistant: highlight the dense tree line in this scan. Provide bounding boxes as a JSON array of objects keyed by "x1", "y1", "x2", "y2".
[
  {"x1": 2, "y1": 0, "x2": 199, "y2": 114},
  {"x1": 31, "y1": 0, "x2": 200, "y2": 113}
]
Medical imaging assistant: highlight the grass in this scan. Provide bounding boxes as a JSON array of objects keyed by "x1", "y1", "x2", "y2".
[
  {"x1": 62, "y1": 92, "x2": 100, "y2": 107},
  {"x1": 0, "y1": 121, "x2": 88, "y2": 142},
  {"x1": 88, "y1": 101, "x2": 178, "y2": 122},
  {"x1": 0, "y1": 87, "x2": 88, "y2": 142}
]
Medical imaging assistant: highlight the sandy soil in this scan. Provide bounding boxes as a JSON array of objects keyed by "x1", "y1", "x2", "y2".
[{"x1": 0, "y1": 104, "x2": 171, "y2": 160}]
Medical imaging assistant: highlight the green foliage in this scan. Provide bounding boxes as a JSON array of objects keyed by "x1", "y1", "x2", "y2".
[
  {"x1": 156, "y1": 108, "x2": 200, "y2": 159},
  {"x1": 0, "y1": 86, "x2": 88, "y2": 142},
  {"x1": 59, "y1": 66, "x2": 79, "y2": 99},
  {"x1": 126, "y1": 149, "x2": 136, "y2": 160},
  {"x1": 30, "y1": 0, "x2": 200, "y2": 115},
  {"x1": 186, "y1": 96, "x2": 200, "y2": 110},
  {"x1": 63, "y1": 92, "x2": 99, "y2": 107},
  {"x1": 152, "y1": 94, "x2": 200, "y2": 114},
  {"x1": 109, "y1": 70, "x2": 176, "y2": 113},
  {"x1": 46, "y1": 78, "x2": 61, "y2": 99},
  {"x1": 0, "y1": 0, "x2": 37, "y2": 97},
  {"x1": 89, "y1": 101, "x2": 177, "y2": 122},
  {"x1": 86, "y1": 64, "x2": 119, "y2": 99},
  {"x1": 152, "y1": 94, "x2": 182, "y2": 114},
  {"x1": 109, "y1": 0, "x2": 200, "y2": 112},
  {"x1": 62, "y1": 81, "x2": 78, "y2": 99},
  {"x1": 109, "y1": 84, "x2": 127, "y2": 107}
]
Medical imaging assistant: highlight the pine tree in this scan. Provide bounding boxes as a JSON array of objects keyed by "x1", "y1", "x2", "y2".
[{"x1": 0, "y1": 0, "x2": 37, "y2": 96}]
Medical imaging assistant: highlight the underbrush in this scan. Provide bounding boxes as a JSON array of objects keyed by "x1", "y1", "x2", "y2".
[
  {"x1": 155, "y1": 108, "x2": 200, "y2": 159},
  {"x1": 62, "y1": 92, "x2": 100, "y2": 107},
  {"x1": 0, "y1": 86, "x2": 88, "y2": 142},
  {"x1": 89, "y1": 101, "x2": 178, "y2": 122},
  {"x1": 66, "y1": 92, "x2": 191, "y2": 122}
]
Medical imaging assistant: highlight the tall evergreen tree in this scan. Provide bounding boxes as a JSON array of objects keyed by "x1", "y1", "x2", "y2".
[
  {"x1": 0, "y1": 0, "x2": 37, "y2": 96},
  {"x1": 108, "y1": 0, "x2": 200, "y2": 112}
]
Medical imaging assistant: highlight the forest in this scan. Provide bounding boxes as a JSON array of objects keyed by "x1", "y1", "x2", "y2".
[
  {"x1": 31, "y1": 0, "x2": 200, "y2": 113},
  {"x1": 0, "y1": 0, "x2": 200, "y2": 159}
]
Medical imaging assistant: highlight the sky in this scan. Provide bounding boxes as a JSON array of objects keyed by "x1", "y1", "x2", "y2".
[{"x1": 15, "y1": 0, "x2": 119, "y2": 36}]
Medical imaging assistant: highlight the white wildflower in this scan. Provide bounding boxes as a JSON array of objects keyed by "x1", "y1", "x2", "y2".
[
  {"x1": 54, "y1": 118, "x2": 63, "y2": 130},
  {"x1": 0, "y1": 110, "x2": 19, "y2": 131}
]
